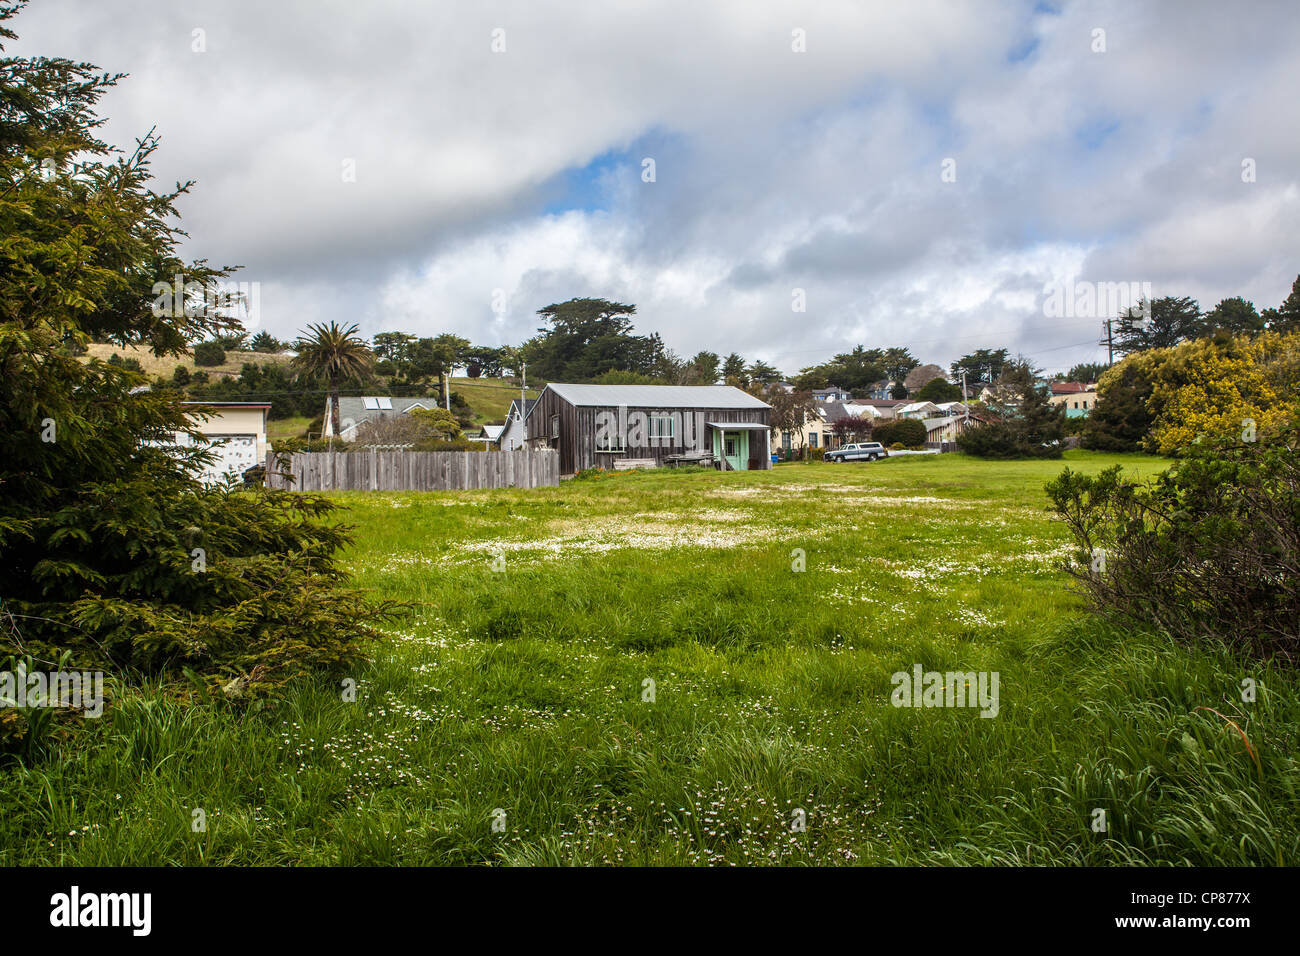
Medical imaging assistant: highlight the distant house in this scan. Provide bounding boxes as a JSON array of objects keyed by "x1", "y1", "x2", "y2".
[
  {"x1": 922, "y1": 414, "x2": 971, "y2": 444},
  {"x1": 526, "y1": 383, "x2": 771, "y2": 474},
  {"x1": 470, "y1": 423, "x2": 505, "y2": 446},
  {"x1": 1049, "y1": 382, "x2": 1097, "y2": 418},
  {"x1": 811, "y1": 385, "x2": 852, "y2": 403},
  {"x1": 171, "y1": 401, "x2": 269, "y2": 484},
  {"x1": 321, "y1": 395, "x2": 438, "y2": 441},
  {"x1": 864, "y1": 379, "x2": 900, "y2": 400},
  {"x1": 898, "y1": 400, "x2": 943, "y2": 420},
  {"x1": 771, "y1": 400, "x2": 880, "y2": 454},
  {"x1": 851, "y1": 398, "x2": 904, "y2": 419},
  {"x1": 499, "y1": 397, "x2": 537, "y2": 451}
]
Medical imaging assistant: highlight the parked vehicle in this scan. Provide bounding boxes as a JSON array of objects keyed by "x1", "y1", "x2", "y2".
[{"x1": 825, "y1": 441, "x2": 888, "y2": 462}]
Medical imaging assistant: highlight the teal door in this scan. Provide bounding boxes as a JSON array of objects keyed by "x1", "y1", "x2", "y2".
[{"x1": 712, "y1": 429, "x2": 749, "y2": 470}]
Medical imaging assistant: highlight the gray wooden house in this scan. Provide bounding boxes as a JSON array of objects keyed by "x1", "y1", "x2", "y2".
[{"x1": 525, "y1": 383, "x2": 772, "y2": 475}]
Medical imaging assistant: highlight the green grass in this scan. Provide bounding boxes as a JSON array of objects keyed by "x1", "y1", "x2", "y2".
[
  {"x1": 4, "y1": 450, "x2": 1298, "y2": 865},
  {"x1": 449, "y1": 377, "x2": 537, "y2": 425},
  {"x1": 267, "y1": 415, "x2": 312, "y2": 441}
]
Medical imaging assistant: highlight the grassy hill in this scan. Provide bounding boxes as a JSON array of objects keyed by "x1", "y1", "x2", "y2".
[
  {"x1": 83, "y1": 342, "x2": 293, "y2": 380},
  {"x1": 449, "y1": 376, "x2": 538, "y2": 425}
]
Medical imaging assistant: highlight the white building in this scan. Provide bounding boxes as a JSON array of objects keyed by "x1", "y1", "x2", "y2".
[
  {"x1": 173, "y1": 401, "x2": 270, "y2": 484},
  {"x1": 499, "y1": 397, "x2": 536, "y2": 451}
]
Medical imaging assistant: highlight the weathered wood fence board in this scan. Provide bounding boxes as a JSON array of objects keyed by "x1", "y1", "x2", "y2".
[{"x1": 265, "y1": 449, "x2": 559, "y2": 491}]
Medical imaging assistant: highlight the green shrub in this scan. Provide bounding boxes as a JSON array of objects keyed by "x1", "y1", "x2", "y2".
[
  {"x1": 1046, "y1": 412, "x2": 1300, "y2": 660},
  {"x1": 875, "y1": 418, "x2": 927, "y2": 447},
  {"x1": 958, "y1": 366, "x2": 1064, "y2": 458},
  {"x1": 0, "y1": 26, "x2": 392, "y2": 751},
  {"x1": 192, "y1": 341, "x2": 226, "y2": 366},
  {"x1": 106, "y1": 352, "x2": 143, "y2": 372}
]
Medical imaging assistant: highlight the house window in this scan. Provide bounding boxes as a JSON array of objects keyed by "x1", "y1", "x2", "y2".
[
  {"x1": 1083, "y1": 400, "x2": 1089, "y2": 409},
  {"x1": 782, "y1": 432, "x2": 792, "y2": 450},
  {"x1": 809, "y1": 433, "x2": 818, "y2": 448},
  {"x1": 550, "y1": 415, "x2": 559, "y2": 439},
  {"x1": 648, "y1": 415, "x2": 675, "y2": 440}
]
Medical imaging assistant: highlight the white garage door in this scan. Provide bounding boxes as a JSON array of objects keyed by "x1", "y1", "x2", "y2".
[{"x1": 205, "y1": 434, "x2": 259, "y2": 482}]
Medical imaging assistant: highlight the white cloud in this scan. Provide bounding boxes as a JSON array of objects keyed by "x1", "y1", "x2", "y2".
[{"x1": 11, "y1": 0, "x2": 1300, "y2": 376}]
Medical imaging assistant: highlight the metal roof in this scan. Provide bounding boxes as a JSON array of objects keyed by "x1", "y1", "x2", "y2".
[
  {"x1": 333, "y1": 395, "x2": 437, "y2": 424},
  {"x1": 705, "y1": 421, "x2": 770, "y2": 430},
  {"x1": 509, "y1": 397, "x2": 538, "y2": 419},
  {"x1": 543, "y1": 383, "x2": 770, "y2": 409}
]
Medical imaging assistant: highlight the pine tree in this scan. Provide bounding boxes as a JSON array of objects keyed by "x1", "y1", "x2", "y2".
[{"x1": 0, "y1": 6, "x2": 387, "y2": 715}]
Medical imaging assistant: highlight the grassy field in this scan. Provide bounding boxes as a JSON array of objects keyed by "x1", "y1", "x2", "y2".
[{"x1": 3, "y1": 451, "x2": 1297, "y2": 865}]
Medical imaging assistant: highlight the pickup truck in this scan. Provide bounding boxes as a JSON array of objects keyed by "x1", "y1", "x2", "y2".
[{"x1": 825, "y1": 441, "x2": 888, "y2": 462}]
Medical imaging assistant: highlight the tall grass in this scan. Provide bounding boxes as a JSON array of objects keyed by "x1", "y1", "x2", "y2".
[{"x1": 3, "y1": 451, "x2": 1295, "y2": 865}]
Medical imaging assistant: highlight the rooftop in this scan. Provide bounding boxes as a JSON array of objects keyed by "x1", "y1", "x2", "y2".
[{"x1": 543, "y1": 383, "x2": 770, "y2": 409}]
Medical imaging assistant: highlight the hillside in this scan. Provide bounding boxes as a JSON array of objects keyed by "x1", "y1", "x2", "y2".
[
  {"x1": 450, "y1": 377, "x2": 538, "y2": 424},
  {"x1": 83, "y1": 342, "x2": 293, "y2": 379}
]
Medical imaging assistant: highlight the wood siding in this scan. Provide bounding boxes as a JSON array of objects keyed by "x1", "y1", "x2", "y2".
[
  {"x1": 526, "y1": 391, "x2": 771, "y2": 474},
  {"x1": 265, "y1": 449, "x2": 559, "y2": 491}
]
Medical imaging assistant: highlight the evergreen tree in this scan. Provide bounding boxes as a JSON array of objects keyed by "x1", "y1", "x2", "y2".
[
  {"x1": 0, "y1": 6, "x2": 387, "y2": 710},
  {"x1": 957, "y1": 361, "x2": 1064, "y2": 458},
  {"x1": 1081, "y1": 360, "x2": 1155, "y2": 451}
]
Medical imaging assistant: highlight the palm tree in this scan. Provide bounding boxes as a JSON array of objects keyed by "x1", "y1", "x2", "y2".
[{"x1": 292, "y1": 321, "x2": 375, "y2": 438}]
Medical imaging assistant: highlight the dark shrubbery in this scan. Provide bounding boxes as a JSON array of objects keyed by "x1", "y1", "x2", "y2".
[
  {"x1": 873, "y1": 417, "x2": 927, "y2": 447},
  {"x1": 1082, "y1": 360, "x2": 1154, "y2": 451},
  {"x1": 958, "y1": 362, "x2": 1064, "y2": 458},
  {"x1": 192, "y1": 340, "x2": 226, "y2": 366},
  {"x1": 1046, "y1": 412, "x2": 1300, "y2": 661},
  {"x1": 0, "y1": 18, "x2": 393, "y2": 752},
  {"x1": 958, "y1": 420, "x2": 1063, "y2": 458},
  {"x1": 106, "y1": 352, "x2": 143, "y2": 372}
]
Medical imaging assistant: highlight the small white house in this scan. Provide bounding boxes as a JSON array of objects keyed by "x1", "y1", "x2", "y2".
[
  {"x1": 173, "y1": 401, "x2": 270, "y2": 484},
  {"x1": 499, "y1": 398, "x2": 536, "y2": 451},
  {"x1": 898, "y1": 401, "x2": 942, "y2": 420}
]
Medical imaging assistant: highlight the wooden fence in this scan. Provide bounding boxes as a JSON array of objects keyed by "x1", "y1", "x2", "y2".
[{"x1": 265, "y1": 448, "x2": 560, "y2": 492}]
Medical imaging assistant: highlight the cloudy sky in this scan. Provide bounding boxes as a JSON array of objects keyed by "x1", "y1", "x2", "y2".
[{"x1": 12, "y1": 0, "x2": 1300, "y2": 375}]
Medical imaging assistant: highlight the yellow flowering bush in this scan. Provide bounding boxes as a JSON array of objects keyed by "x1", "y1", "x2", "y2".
[{"x1": 1119, "y1": 330, "x2": 1300, "y2": 454}]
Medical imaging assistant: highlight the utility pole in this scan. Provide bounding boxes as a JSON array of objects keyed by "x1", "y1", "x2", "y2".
[
  {"x1": 1103, "y1": 319, "x2": 1115, "y2": 367},
  {"x1": 444, "y1": 370, "x2": 450, "y2": 411},
  {"x1": 521, "y1": 361, "x2": 526, "y2": 407}
]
